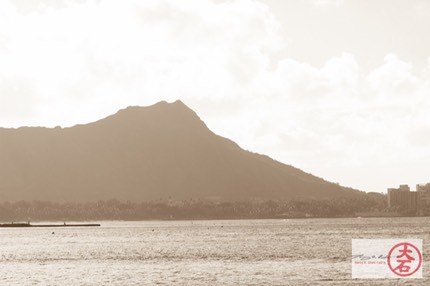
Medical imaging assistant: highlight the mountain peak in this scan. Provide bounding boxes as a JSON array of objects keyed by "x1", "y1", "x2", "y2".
[
  {"x1": 99, "y1": 100, "x2": 200, "y2": 127},
  {"x1": 172, "y1": 99, "x2": 186, "y2": 106},
  {"x1": 154, "y1": 99, "x2": 193, "y2": 112},
  {"x1": 119, "y1": 100, "x2": 192, "y2": 113}
]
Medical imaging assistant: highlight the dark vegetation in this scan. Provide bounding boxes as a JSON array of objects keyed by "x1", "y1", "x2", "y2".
[{"x1": 0, "y1": 196, "x2": 385, "y2": 221}]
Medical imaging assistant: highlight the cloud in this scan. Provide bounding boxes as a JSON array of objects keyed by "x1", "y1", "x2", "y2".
[
  {"x1": 205, "y1": 50, "x2": 430, "y2": 192},
  {"x1": 0, "y1": 0, "x2": 284, "y2": 126},
  {"x1": 367, "y1": 54, "x2": 419, "y2": 95}
]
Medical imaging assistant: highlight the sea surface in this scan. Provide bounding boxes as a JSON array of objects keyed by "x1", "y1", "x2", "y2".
[{"x1": 0, "y1": 217, "x2": 429, "y2": 285}]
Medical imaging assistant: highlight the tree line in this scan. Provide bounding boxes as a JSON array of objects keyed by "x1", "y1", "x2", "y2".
[{"x1": 0, "y1": 196, "x2": 384, "y2": 221}]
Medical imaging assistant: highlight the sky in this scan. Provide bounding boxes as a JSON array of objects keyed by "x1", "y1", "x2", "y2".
[{"x1": 0, "y1": 0, "x2": 429, "y2": 193}]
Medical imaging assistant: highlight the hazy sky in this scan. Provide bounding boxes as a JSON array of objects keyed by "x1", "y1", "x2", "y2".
[{"x1": 1, "y1": 0, "x2": 429, "y2": 193}]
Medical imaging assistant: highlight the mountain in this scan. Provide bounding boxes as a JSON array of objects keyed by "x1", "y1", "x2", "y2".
[{"x1": 0, "y1": 100, "x2": 363, "y2": 202}]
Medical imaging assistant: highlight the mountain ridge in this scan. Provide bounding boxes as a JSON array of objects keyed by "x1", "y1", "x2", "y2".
[{"x1": 0, "y1": 100, "x2": 364, "y2": 202}]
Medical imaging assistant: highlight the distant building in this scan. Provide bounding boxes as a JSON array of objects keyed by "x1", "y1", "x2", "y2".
[
  {"x1": 387, "y1": 185, "x2": 418, "y2": 215},
  {"x1": 417, "y1": 183, "x2": 430, "y2": 192},
  {"x1": 387, "y1": 185, "x2": 409, "y2": 209},
  {"x1": 409, "y1": 192, "x2": 418, "y2": 214},
  {"x1": 399, "y1": 185, "x2": 410, "y2": 192},
  {"x1": 417, "y1": 182, "x2": 430, "y2": 215}
]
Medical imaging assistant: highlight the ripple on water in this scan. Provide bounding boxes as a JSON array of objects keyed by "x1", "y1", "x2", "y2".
[{"x1": 0, "y1": 218, "x2": 429, "y2": 285}]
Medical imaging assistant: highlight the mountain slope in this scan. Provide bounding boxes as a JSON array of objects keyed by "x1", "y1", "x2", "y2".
[{"x1": 0, "y1": 100, "x2": 363, "y2": 201}]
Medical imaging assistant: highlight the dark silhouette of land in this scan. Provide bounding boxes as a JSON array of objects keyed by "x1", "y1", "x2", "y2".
[
  {"x1": 0, "y1": 198, "x2": 385, "y2": 221},
  {"x1": 0, "y1": 100, "x2": 364, "y2": 202}
]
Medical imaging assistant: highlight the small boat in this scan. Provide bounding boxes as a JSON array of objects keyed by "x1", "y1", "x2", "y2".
[{"x1": 0, "y1": 222, "x2": 100, "y2": 228}]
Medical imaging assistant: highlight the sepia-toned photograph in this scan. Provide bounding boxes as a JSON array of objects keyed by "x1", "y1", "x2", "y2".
[{"x1": 0, "y1": 0, "x2": 429, "y2": 285}]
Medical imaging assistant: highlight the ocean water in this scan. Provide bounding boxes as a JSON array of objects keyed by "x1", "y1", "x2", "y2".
[{"x1": 0, "y1": 218, "x2": 429, "y2": 285}]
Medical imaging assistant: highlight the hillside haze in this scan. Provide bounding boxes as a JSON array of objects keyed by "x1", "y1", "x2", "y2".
[{"x1": 0, "y1": 100, "x2": 363, "y2": 202}]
